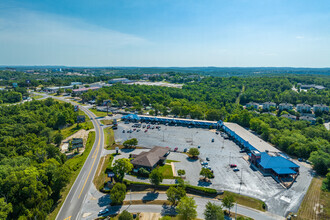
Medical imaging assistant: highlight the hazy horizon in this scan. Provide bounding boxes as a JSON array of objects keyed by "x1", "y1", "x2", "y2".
[{"x1": 1, "y1": 0, "x2": 330, "y2": 67}]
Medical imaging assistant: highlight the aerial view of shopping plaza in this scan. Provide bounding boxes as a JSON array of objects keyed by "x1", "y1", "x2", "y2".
[{"x1": 115, "y1": 113, "x2": 312, "y2": 218}]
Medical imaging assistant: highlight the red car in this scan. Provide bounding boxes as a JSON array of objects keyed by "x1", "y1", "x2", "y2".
[
  {"x1": 174, "y1": 147, "x2": 178, "y2": 152},
  {"x1": 230, "y1": 164, "x2": 237, "y2": 168},
  {"x1": 144, "y1": 129, "x2": 148, "y2": 132}
]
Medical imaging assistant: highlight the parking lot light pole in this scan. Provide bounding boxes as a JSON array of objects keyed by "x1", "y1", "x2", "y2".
[{"x1": 235, "y1": 168, "x2": 243, "y2": 220}]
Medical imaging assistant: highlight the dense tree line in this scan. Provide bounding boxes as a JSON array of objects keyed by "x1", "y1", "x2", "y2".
[
  {"x1": 0, "y1": 99, "x2": 79, "y2": 219},
  {"x1": 80, "y1": 76, "x2": 329, "y2": 177},
  {"x1": 0, "y1": 87, "x2": 28, "y2": 104}
]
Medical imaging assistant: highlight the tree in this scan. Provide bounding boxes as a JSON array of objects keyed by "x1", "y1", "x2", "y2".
[
  {"x1": 200, "y1": 168, "x2": 213, "y2": 180},
  {"x1": 166, "y1": 186, "x2": 186, "y2": 206},
  {"x1": 53, "y1": 132, "x2": 63, "y2": 146},
  {"x1": 149, "y1": 168, "x2": 163, "y2": 186},
  {"x1": 222, "y1": 195, "x2": 235, "y2": 214},
  {"x1": 309, "y1": 150, "x2": 330, "y2": 175},
  {"x1": 113, "y1": 158, "x2": 134, "y2": 182},
  {"x1": 110, "y1": 183, "x2": 127, "y2": 205},
  {"x1": 123, "y1": 138, "x2": 138, "y2": 148},
  {"x1": 188, "y1": 148, "x2": 200, "y2": 158},
  {"x1": 0, "y1": 198, "x2": 12, "y2": 219},
  {"x1": 177, "y1": 169, "x2": 186, "y2": 177},
  {"x1": 118, "y1": 210, "x2": 133, "y2": 220},
  {"x1": 176, "y1": 196, "x2": 197, "y2": 220},
  {"x1": 322, "y1": 172, "x2": 330, "y2": 191},
  {"x1": 204, "y1": 201, "x2": 224, "y2": 220}
]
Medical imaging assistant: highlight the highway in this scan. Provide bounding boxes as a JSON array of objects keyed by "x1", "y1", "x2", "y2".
[
  {"x1": 36, "y1": 94, "x2": 105, "y2": 220},
  {"x1": 33, "y1": 93, "x2": 285, "y2": 220}
]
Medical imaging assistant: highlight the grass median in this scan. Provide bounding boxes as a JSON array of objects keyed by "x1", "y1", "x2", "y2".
[
  {"x1": 296, "y1": 177, "x2": 330, "y2": 220},
  {"x1": 47, "y1": 131, "x2": 95, "y2": 220},
  {"x1": 90, "y1": 108, "x2": 108, "y2": 117}
]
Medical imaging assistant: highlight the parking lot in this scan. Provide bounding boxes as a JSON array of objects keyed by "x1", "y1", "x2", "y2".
[{"x1": 113, "y1": 121, "x2": 313, "y2": 217}]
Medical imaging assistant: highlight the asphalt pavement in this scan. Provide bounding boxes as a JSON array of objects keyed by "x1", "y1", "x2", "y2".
[{"x1": 37, "y1": 94, "x2": 105, "y2": 220}]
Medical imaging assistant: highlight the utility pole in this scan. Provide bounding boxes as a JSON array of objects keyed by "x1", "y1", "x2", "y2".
[{"x1": 229, "y1": 152, "x2": 231, "y2": 165}]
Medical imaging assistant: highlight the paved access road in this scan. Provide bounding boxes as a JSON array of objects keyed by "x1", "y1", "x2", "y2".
[{"x1": 36, "y1": 94, "x2": 105, "y2": 220}]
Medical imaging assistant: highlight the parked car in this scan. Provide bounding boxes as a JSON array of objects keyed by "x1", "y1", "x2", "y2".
[
  {"x1": 201, "y1": 161, "x2": 208, "y2": 166},
  {"x1": 142, "y1": 125, "x2": 146, "y2": 128},
  {"x1": 230, "y1": 164, "x2": 237, "y2": 168},
  {"x1": 211, "y1": 138, "x2": 214, "y2": 142},
  {"x1": 233, "y1": 168, "x2": 240, "y2": 172},
  {"x1": 174, "y1": 147, "x2": 178, "y2": 152},
  {"x1": 122, "y1": 130, "x2": 125, "y2": 133},
  {"x1": 183, "y1": 148, "x2": 188, "y2": 153},
  {"x1": 239, "y1": 149, "x2": 245, "y2": 153},
  {"x1": 206, "y1": 157, "x2": 210, "y2": 161},
  {"x1": 144, "y1": 129, "x2": 148, "y2": 132},
  {"x1": 198, "y1": 146, "x2": 201, "y2": 148},
  {"x1": 98, "y1": 208, "x2": 109, "y2": 216}
]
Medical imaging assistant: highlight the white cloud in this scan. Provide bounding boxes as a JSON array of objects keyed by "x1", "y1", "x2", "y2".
[{"x1": 295, "y1": 35, "x2": 304, "y2": 39}]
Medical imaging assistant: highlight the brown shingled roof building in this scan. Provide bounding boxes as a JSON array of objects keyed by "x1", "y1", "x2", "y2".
[{"x1": 131, "y1": 146, "x2": 170, "y2": 171}]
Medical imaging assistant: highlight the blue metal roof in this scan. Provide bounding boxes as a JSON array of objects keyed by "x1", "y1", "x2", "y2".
[
  {"x1": 122, "y1": 114, "x2": 140, "y2": 120},
  {"x1": 272, "y1": 167, "x2": 297, "y2": 175},
  {"x1": 259, "y1": 152, "x2": 299, "y2": 170}
]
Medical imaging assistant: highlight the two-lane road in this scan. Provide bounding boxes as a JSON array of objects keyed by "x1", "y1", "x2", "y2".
[{"x1": 38, "y1": 95, "x2": 105, "y2": 220}]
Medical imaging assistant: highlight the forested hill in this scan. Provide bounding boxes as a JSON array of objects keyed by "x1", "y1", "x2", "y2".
[{"x1": 0, "y1": 99, "x2": 78, "y2": 219}]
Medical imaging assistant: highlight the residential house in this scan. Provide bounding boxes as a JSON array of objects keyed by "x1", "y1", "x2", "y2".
[
  {"x1": 296, "y1": 104, "x2": 311, "y2": 113},
  {"x1": 246, "y1": 102, "x2": 260, "y2": 109},
  {"x1": 262, "y1": 102, "x2": 277, "y2": 110},
  {"x1": 299, "y1": 116, "x2": 316, "y2": 125},
  {"x1": 313, "y1": 104, "x2": 329, "y2": 112},
  {"x1": 280, "y1": 114, "x2": 297, "y2": 121},
  {"x1": 279, "y1": 103, "x2": 293, "y2": 111}
]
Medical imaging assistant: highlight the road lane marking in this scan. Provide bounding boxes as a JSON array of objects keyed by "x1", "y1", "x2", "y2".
[
  {"x1": 78, "y1": 122, "x2": 101, "y2": 199},
  {"x1": 63, "y1": 216, "x2": 71, "y2": 220}
]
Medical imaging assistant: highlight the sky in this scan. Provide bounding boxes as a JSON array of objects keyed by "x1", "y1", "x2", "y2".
[{"x1": 0, "y1": 0, "x2": 329, "y2": 67}]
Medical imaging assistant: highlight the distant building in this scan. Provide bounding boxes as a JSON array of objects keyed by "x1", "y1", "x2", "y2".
[
  {"x1": 71, "y1": 82, "x2": 82, "y2": 86},
  {"x1": 246, "y1": 102, "x2": 260, "y2": 109},
  {"x1": 279, "y1": 103, "x2": 293, "y2": 111},
  {"x1": 296, "y1": 104, "x2": 311, "y2": 113},
  {"x1": 44, "y1": 85, "x2": 73, "y2": 93},
  {"x1": 262, "y1": 102, "x2": 276, "y2": 110},
  {"x1": 299, "y1": 116, "x2": 316, "y2": 125},
  {"x1": 313, "y1": 104, "x2": 329, "y2": 112},
  {"x1": 108, "y1": 78, "x2": 130, "y2": 84},
  {"x1": 281, "y1": 114, "x2": 297, "y2": 121},
  {"x1": 298, "y1": 83, "x2": 325, "y2": 90},
  {"x1": 72, "y1": 86, "x2": 100, "y2": 94}
]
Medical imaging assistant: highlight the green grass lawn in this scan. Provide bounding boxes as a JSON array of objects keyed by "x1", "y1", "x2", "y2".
[
  {"x1": 47, "y1": 132, "x2": 95, "y2": 220},
  {"x1": 100, "y1": 119, "x2": 113, "y2": 125},
  {"x1": 165, "y1": 159, "x2": 179, "y2": 163},
  {"x1": 158, "y1": 164, "x2": 174, "y2": 179},
  {"x1": 217, "y1": 191, "x2": 266, "y2": 212},
  {"x1": 104, "y1": 127, "x2": 115, "y2": 149},
  {"x1": 31, "y1": 95, "x2": 44, "y2": 99},
  {"x1": 90, "y1": 108, "x2": 108, "y2": 117}
]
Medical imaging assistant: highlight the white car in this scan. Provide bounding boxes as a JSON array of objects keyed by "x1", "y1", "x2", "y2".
[{"x1": 98, "y1": 208, "x2": 109, "y2": 216}]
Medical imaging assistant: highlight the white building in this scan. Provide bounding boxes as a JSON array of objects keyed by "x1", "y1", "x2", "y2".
[
  {"x1": 108, "y1": 78, "x2": 130, "y2": 84},
  {"x1": 296, "y1": 104, "x2": 311, "y2": 113},
  {"x1": 279, "y1": 103, "x2": 293, "y2": 111},
  {"x1": 313, "y1": 104, "x2": 329, "y2": 112},
  {"x1": 262, "y1": 102, "x2": 277, "y2": 110},
  {"x1": 246, "y1": 102, "x2": 260, "y2": 109},
  {"x1": 300, "y1": 116, "x2": 316, "y2": 125}
]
